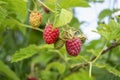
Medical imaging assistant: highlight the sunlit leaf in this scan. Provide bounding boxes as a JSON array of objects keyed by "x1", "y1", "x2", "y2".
[
  {"x1": 98, "y1": 20, "x2": 120, "y2": 41},
  {"x1": 43, "y1": 0, "x2": 89, "y2": 12},
  {"x1": 59, "y1": 0, "x2": 89, "y2": 8},
  {"x1": 54, "y1": 9, "x2": 73, "y2": 27}
]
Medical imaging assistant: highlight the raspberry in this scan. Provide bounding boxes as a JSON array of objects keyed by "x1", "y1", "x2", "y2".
[
  {"x1": 27, "y1": 77, "x2": 37, "y2": 80},
  {"x1": 54, "y1": 38, "x2": 65, "y2": 49},
  {"x1": 29, "y1": 11, "x2": 42, "y2": 28},
  {"x1": 43, "y1": 24, "x2": 59, "y2": 44},
  {"x1": 65, "y1": 37, "x2": 82, "y2": 56}
]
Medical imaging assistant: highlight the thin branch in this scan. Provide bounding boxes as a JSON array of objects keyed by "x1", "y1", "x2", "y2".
[{"x1": 68, "y1": 42, "x2": 120, "y2": 75}]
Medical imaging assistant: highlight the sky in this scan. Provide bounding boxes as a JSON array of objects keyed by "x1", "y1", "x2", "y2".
[{"x1": 75, "y1": 0, "x2": 120, "y2": 42}]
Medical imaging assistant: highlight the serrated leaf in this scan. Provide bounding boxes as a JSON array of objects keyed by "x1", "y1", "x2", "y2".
[
  {"x1": 98, "y1": 20, "x2": 120, "y2": 41},
  {"x1": 11, "y1": 45, "x2": 38, "y2": 62},
  {"x1": 0, "y1": 61, "x2": 20, "y2": 80},
  {"x1": 46, "y1": 62, "x2": 65, "y2": 74},
  {"x1": 12, "y1": 44, "x2": 54, "y2": 62},
  {"x1": 95, "y1": 63, "x2": 120, "y2": 77},
  {"x1": 54, "y1": 9, "x2": 73, "y2": 27}
]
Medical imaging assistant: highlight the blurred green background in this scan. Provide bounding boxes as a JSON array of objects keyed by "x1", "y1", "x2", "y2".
[{"x1": 0, "y1": 0, "x2": 120, "y2": 80}]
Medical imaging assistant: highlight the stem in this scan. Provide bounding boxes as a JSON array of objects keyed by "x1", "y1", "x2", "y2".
[
  {"x1": 89, "y1": 62, "x2": 92, "y2": 78},
  {"x1": 11, "y1": 17, "x2": 44, "y2": 32},
  {"x1": 21, "y1": 24, "x2": 43, "y2": 32},
  {"x1": 32, "y1": 0, "x2": 38, "y2": 11},
  {"x1": 92, "y1": 41, "x2": 107, "y2": 63},
  {"x1": 37, "y1": 0, "x2": 55, "y2": 13},
  {"x1": 30, "y1": 63, "x2": 35, "y2": 76}
]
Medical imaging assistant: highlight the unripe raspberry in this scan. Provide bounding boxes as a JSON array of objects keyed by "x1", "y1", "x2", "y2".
[
  {"x1": 54, "y1": 38, "x2": 65, "y2": 49},
  {"x1": 29, "y1": 11, "x2": 42, "y2": 28}
]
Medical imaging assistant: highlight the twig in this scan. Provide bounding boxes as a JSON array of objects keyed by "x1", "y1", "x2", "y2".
[{"x1": 68, "y1": 42, "x2": 120, "y2": 76}]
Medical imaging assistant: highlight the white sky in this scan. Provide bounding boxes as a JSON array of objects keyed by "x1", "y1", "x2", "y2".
[{"x1": 75, "y1": 0, "x2": 120, "y2": 42}]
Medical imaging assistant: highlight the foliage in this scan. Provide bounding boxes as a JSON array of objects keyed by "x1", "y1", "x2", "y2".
[
  {"x1": 0, "y1": 61, "x2": 20, "y2": 80},
  {"x1": 0, "y1": 0, "x2": 120, "y2": 80}
]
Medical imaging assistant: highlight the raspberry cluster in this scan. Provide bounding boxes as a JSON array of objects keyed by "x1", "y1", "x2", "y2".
[
  {"x1": 29, "y1": 7, "x2": 86, "y2": 57},
  {"x1": 43, "y1": 24, "x2": 86, "y2": 56}
]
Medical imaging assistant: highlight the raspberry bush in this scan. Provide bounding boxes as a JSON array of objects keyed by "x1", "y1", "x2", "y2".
[{"x1": 0, "y1": 0, "x2": 120, "y2": 80}]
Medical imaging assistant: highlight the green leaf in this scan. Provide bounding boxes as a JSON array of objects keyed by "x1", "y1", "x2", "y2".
[
  {"x1": 64, "y1": 69, "x2": 94, "y2": 80},
  {"x1": 0, "y1": 1, "x2": 7, "y2": 5},
  {"x1": 12, "y1": 44, "x2": 54, "y2": 62},
  {"x1": 98, "y1": 20, "x2": 120, "y2": 41},
  {"x1": 98, "y1": 9, "x2": 112, "y2": 20},
  {"x1": 44, "y1": 0, "x2": 56, "y2": 11},
  {"x1": 46, "y1": 62, "x2": 65, "y2": 74},
  {"x1": 95, "y1": 63, "x2": 120, "y2": 77},
  {"x1": 59, "y1": 0, "x2": 89, "y2": 8},
  {"x1": 11, "y1": 45, "x2": 38, "y2": 62},
  {"x1": 54, "y1": 9, "x2": 73, "y2": 27},
  {"x1": 0, "y1": 6, "x2": 7, "y2": 23},
  {"x1": 0, "y1": 61, "x2": 20, "y2": 80},
  {"x1": 43, "y1": 0, "x2": 89, "y2": 11},
  {"x1": 3, "y1": 0, "x2": 27, "y2": 22}
]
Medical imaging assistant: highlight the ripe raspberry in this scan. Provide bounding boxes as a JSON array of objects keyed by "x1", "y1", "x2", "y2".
[
  {"x1": 29, "y1": 11, "x2": 42, "y2": 28},
  {"x1": 65, "y1": 37, "x2": 82, "y2": 56},
  {"x1": 27, "y1": 77, "x2": 37, "y2": 80},
  {"x1": 54, "y1": 38, "x2": 65, "y2": 49},
  {"x1": 43, "y1": 24, "x2": 59, "y2": 44}
]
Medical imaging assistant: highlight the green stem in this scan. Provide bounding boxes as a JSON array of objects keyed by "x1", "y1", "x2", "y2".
[
  {"x1": 20, "y1": 24, "x2": 43, "y2": 32},
  {"x1": 89, "y1": 62, "x2": 92, "y2": 78},
  {"x1": 11, "y1": 17, "x2": 44, "y2": 32},
  {"x1": 32, "y1": 0, "x2": 38, "y2": 11},
  {"x1": 92, "y1": 41, "x2": 107, "y2": 63}
]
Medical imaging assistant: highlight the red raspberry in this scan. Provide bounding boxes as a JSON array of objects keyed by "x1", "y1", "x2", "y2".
[
  {"x1": 43, "y1": 24, "x2": 59, "y2": 44},
  {"x1": 27, "y1": 77, "x2": 37, "y2": 80},
  {"x1": 65, "y1": 37, "x2": 82, "y2": 56}
]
